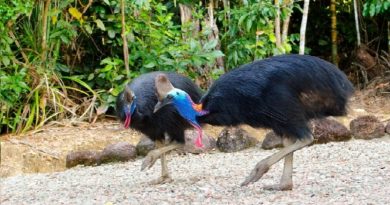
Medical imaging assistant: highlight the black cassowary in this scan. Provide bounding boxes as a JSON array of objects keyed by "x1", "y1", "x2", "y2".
[
  {"x1": 116, "y1": 71, "x2": 202, "y2": 184},
  {"x1": 154, "y1": 54, "x2": 354, "y2": 190}
]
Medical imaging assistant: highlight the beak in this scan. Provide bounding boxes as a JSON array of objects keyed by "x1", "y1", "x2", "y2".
[{"x1": 153, "y1": 98, "x2": 173, "y2": 113}]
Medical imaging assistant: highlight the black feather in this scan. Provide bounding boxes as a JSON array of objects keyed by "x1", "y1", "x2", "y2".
[
  {"x1": 198, "y1": 54, "x2": 354, "y2": 139},
  {"x1": 116, "y1": 71, "x2": 202, "y2": 143}
]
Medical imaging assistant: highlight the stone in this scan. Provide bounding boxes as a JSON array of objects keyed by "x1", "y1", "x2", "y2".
[
  {"x1": 184, "y1": 129, "x2": 217, "y2": 154},
  {"x1": 311, "y1": 118, "x2": 352, "y2": 144},
  {"x1": 66, "y1": 150, "x2": 99, "y2": 168},
  {"x1": 136, "y1": 136, "x2": 156, "y2": 156},
  {"x1": 217, "y1": 127, "x2": 258, "y2": 153},
  {"x1": 385, "y1": 122, "x2": 390, "y2": 134},
  {"x1": 261, "y1": 118, "x2": 351, "y2": 150},
  {"x1": 261, "y1": 131, "x2": 283, "y2": 150},
  {"x1": 97, "y1": 142, "x2": 137, "y2": 165},
  {"x1": 350, "y1": 115, "x2": 385, "y2": 139}
]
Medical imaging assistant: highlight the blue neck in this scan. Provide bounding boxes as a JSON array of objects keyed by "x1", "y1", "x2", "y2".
[{"x1": 173, "y1": 95, "x2": 207, "y2": 127}]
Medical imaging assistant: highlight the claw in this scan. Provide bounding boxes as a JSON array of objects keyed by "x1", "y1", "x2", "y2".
[
  {"x1": 141, "y1": 150, "x2": 160, "y2": 171},
  {"x1": 241, "y1": 162, "x2": 269, "y2": 186},
  {"x1": 149, "y1": 175, "x2": 173, "y2": 185}
]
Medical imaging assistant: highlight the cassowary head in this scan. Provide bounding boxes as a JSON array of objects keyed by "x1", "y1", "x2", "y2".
[
  {"x1": 154, "y1": 88, "x2": 199, "y2": 121},
  {"x1": 116, "y1": 86, "x2": 137, "y2": 129},
  {"x1": 154, "y1": 74, "x2": 208, "y2": 147}
]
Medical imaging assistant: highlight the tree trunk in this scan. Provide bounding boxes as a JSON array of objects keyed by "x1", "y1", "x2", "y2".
[
  {"x1": 281, "y1": 0, "x2": 292, "y2": 44},
  {"x1": 274, "y1": 0, "x2": 282, "y2": 48},
  {"x1": 179, "y1": 3, "x2": 199, "y2": 40},
  {"x1": 199, "y1": 0, "x2": 224, "y2": 88},
  {"x1": 206, "y1": 0, "x2": 224, "y2": 70},
  {"x1": 121, "y1": 0, "x2": 130, "y2": 77},
  {"x1": 222, "y1": 0, "x2": 231, "y2": 24},
  {"x1": 353, "y1": 0, "x2": 361, "y2": 47},
  {"x1": 299, "y1": 0, "x2": 310, "y2": 54},
  {"x1": 388, "y1": 21, "x2": 390, "y2": 52},
  {"x1": 41, "y1": 0, "x2": 51, "y2": 62},
  {"x1": 330, "y1": 0, "x2": 338, "y2": 66}
]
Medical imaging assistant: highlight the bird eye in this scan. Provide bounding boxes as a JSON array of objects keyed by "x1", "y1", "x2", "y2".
[{"x1": 176, "y1": 92, "x2": 179, "y2": 95}]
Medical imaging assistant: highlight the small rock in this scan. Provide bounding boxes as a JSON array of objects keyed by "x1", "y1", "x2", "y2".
[
  {"x1": 136, "y1": 136, "x2": 155, "y2": 156},
  {"x1": 350, "y1": 115, "x2": 385, "y2": 139},
  {"x1": 385, "y1": 122, "x2": 390, "y2": 134},
  {"x1": 261, "y1": 131, "x2": 283, "y2": 150},
  {"x1": 217, "y1": 127, "x2": 258, "y2": 152},
  {"x1": 311, "y1": 118, "x2": 352, "y2": 144},
  {"x1": 261, "y1": 118, "x2": 351, "y2": 149},
  {"x1": 97, "y1": 142, "x2": 136, "y2": 165},
  {"x1": 66, "y1": 151, "x2": 99, "y2": 168}
]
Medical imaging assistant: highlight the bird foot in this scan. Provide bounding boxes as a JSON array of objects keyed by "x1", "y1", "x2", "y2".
[
  {"x1": 263, "y1": 183, "x2": 293, "y2": 191},
  {"x1": 141, "y1": 150, "x2": 161, "y2": 171},
  {"x1": 241, "y1": 162, "x2": 269, "y2": 186},
  {"x1": 149, "y1": 175, "x2": 173, "y2": 185}
]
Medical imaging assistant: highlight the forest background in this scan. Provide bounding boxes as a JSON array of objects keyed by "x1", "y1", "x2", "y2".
[{"x1": 0, "y1": 0, "x2": 389, "y2": 134}]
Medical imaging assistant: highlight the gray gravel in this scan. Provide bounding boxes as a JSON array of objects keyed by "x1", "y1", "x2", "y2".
[{"x1": 1, "y1": 137, "x2": 390, "y2": 205}]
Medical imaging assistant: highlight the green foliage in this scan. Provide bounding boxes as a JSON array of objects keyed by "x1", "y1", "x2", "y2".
[
  {"x1": 74, "y1": 0, "x2": 223, "y2": 108},
  {"x1": 0, "y1": 0, "x2": 85, "y2": 133},
  {"x1": 218, "y1": 0, "x2": 295, "y2": 70},
  {"x1": 0, "y1": 0, "x2": 298, "y2": 134},
  {"x1": 0, "y1": 0, "x2": 34, "y2": 24},
  {"x1": 363, "y1": 0, "x2": 390, "y2": 17},
  {"x1": 0, "y1": 67, "x2": 30, "y2": 132},
  {"x1": 89, "y1": 57, "x2": 129, "y2": 108},
  {"x1": 0, "y1": 0, "x2": 34, "y2": 133}
]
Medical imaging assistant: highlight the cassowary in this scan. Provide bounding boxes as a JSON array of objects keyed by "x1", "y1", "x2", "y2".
[
  {"x1": 154, "y1": 54, "x2": 354, "y2": 190},
  {"x1": 116, "y1": 71, "x2": 202, "y2": 184}
]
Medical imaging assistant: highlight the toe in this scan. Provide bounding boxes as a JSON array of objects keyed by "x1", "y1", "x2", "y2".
[{"x1": 263, "y1": 183, "x2": 292, "y2": 191}]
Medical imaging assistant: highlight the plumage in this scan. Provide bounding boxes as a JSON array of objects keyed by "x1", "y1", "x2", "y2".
[
  {"x1": 198, "y1": 54, "x2": 354, "y2": 139},
  {"x1": 116, "y1": 71, "x2": 202, "y2": 184},
  {"x1": 116, "y1": 71, "x2": 202, "y2": 143},
  {"x1": 155, "y1": 54, "x2": 354, "y2": 189}
]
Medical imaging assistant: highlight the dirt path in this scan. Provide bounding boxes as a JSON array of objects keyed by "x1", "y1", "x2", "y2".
[{"x1": 1, "y1": 137, "x2": 390, "y2": 204}]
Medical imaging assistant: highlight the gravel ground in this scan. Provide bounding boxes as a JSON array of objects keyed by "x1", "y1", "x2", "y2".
[{"x1": 1, "y1": 137, "x2": 389, "y2": 205}]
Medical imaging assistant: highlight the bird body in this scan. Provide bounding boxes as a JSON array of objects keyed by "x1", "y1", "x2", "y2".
[
  {"x1": 198, "y1": 54, "x2": 354, "y2": 140},
  {"x1": 116, "y1": 71, "x2": 202, "y2": 184},
  {"x1": 116, "y1": 71, "x2": 202, "y2": 143},
  {"x1": 155, "y1": 54, "x2": 354, "y2": 189}
]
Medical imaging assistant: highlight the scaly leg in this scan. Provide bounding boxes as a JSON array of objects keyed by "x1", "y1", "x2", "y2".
[
  {"x1": 148, "y1": 152, "x2": 174, "y2": 184},
  {"x1": 241, "y1": 135, "x2": 313, "y2": 187},
  {"x1": 141, "y1": 139, "x2": 183, "y2": 184},
  {"x1": 263, "y1": 137, "x2": 295, "y2": 190},
  {"x1": 141, "y1": 142, "x2": 183, "y2": 171}
]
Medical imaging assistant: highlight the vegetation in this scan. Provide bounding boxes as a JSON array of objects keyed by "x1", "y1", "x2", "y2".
[{"x1": 1, "y1": 0, "x2": 389, "y2": 134}]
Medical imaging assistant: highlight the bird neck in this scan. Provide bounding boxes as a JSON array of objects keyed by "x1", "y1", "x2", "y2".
[
  {"x1": 186, "y1": 95, "x2": 209, "y2": 116},
  {"x1": 131, "y1": 108, "x2": 145, "y2": 123}
]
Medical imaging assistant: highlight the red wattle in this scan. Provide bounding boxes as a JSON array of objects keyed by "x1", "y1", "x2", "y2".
[
  {"x1": 124, "y1": 113, "x2": 131, "y2": 128},
  {"x1": 194, "y1": 126, "x2": 204, "y2": 148},
  {"x1": 195, "y1": 136, "x2": 204, "y2": 148},
  {"x1": 189, "y1": 122, "x2": 204, "y2": 148}
]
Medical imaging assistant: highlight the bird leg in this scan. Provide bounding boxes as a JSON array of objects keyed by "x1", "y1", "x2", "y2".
[
  {"x1": 141, "y1": 140, "x2": 183, "y2": 184},
  {"x1": 148, "y1": 152, "x2": 174, "y2": 184},
  {"x1": 241, "y1": 135, "x2": 313, "y2": 187},
  {"x1": 263, "y1": 137, "x2": 295, "y2": 190},
  {"x1": 141, "y1": 142, "x2": 183, "y2": 171}
]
